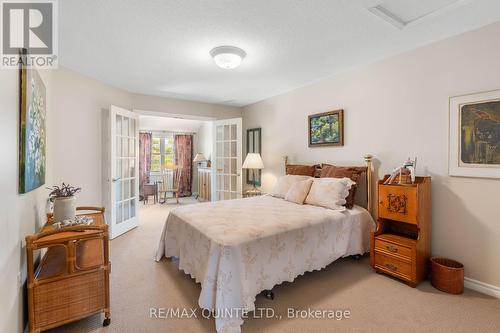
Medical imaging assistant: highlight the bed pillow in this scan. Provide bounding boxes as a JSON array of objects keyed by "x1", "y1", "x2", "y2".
[
  {"x1": 320, "y1": 164, "x2": 367, "y2": 209},
  {"x1": 305, "y1": 177, "x2": 354, "y2": 210},
  {"x1": 286, "y1": 164, "x2": 318, "y2": 177},
  {"x1": 284, "y1": 178, "x2": 313, "y2": 204},
  {"x1": 271, "y1": 175, "x2": 313, "y2": 198}
]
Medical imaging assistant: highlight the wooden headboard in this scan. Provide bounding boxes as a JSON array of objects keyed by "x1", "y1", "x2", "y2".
[{"x1": 283, "y1": 155, "x2": 374, "y2": 215}]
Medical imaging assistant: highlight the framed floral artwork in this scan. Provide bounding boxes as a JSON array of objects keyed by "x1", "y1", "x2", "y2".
[
  {"x1": 449, "y1": 89, "x2": 500, "y2": 178},
  {"x1": 19, "y1": 58, "x2": 46, "y2": 193}
]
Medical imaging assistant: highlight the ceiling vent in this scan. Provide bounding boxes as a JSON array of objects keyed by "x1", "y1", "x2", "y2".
[{"x1": 369, "y1": 0, "x2": 467, "y2": 29}]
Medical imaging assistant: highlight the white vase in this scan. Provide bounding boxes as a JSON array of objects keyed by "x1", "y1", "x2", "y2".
[{"x1": 53, "y1": 196, "x2": 76, "y2": 222}]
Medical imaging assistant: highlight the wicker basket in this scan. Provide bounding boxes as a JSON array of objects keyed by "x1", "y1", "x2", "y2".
[{"x1": 431, "y1": 257, "x2": 464, "y2": 294}]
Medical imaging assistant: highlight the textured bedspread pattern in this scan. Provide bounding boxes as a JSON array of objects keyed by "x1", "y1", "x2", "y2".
[{"x1": 155, "y1": 196, "x2": 373, "y2": 332}]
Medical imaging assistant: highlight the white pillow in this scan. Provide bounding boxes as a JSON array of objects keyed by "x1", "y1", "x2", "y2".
[
  {"x1": 271, "y1": 175, "x2": 313, "y2": 198},
  {"x1": 305, "y1": 177, "x2": 355, "y2": 210},
  {"x1": 284, "y1": 178, "x2": 313, "y2": 204}
]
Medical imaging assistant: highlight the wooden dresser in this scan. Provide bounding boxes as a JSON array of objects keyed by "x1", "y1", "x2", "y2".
[
  {"x1": 26, "y1": 207, "x2": 111, "y2": 333},
  {"x1": 371, "y1": 176, "x2": 431, "y2": 287},
  {"x1": 197, "y1": 167, "x2": 211, "y2": 201}
]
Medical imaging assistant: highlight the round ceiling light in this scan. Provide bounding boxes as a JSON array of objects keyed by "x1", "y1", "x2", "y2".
[{"x1": 210, "y1": 46, "x2": 246, "y2": 69}]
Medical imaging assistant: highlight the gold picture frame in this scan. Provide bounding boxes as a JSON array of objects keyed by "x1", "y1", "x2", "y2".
[{"x1": 308, "y1": 109, "x2": 344, "y2": 147}]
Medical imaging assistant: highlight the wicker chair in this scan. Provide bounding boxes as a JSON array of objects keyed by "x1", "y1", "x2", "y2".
[{"x1": 158, "y1": 165, "x2": 183, "y2": 204}]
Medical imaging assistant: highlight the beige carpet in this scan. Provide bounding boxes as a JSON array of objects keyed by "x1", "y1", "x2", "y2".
[{"x1": 49, "y1": 198, "x2": 500, "y2": 333}]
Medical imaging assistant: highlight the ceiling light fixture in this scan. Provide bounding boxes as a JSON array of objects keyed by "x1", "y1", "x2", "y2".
[{"x1": 210, "y1": 46, "x2": 246, "y2": 69}]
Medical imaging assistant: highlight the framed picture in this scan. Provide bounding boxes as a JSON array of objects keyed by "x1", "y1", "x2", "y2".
[
  {"x1": 19, "y1": 53, "x2": 47, "y2": 193},
  {"x1": 449, "y1": 89, "x2": 500, "y2": 178},
  {"x1": 308, "y1": 109, "x2": 344, "y2": 147},
  {"x1": 246, "y1": 128, "x2": 261, "y2": 186}
]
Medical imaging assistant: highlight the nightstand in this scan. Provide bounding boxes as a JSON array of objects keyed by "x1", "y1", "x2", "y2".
[
  {"x1": 371, "y1": 175, "x2": 431, "y2": 287},
  {"x1": 243, "y1": 188, "x2": 264, "y2": 198}
]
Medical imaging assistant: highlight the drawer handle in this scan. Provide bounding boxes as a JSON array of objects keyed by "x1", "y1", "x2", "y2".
[
  {"x1": 386, "y1": 245, "x2": 398, "y2": 253},
  {"x1": 385, "y1": 263, "x2": 398, "y2": 271}
]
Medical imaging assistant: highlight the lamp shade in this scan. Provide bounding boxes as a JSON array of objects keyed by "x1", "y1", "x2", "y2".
[
  {"x1": 242, "y1": 153, "x2": 264, "y2": 169},
  {"x1": 193, "y1": 153, "x2": 207, "y2": 163}
]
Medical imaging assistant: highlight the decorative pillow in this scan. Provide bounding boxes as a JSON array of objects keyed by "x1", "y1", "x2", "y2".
[
  {"x1": 305, "y1": 177, "x2": 354, "y2": 210},
  {"x1": 284, "y1": 178, "x2": 313, "y2": 205},
  {"x1": 320, "y1": 164, "x2": 367, "y2": 209},
  {"x1": 286, "y1": 164, "x2": 318, "y2": 177},
  {"x1": 271, "y1": 175, "x2": 313, "y2": 198}
]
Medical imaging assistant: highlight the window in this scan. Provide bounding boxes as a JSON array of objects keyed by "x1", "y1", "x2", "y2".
[{"x1": 150, "y1": 133, "x2": 175, "y2": 172}]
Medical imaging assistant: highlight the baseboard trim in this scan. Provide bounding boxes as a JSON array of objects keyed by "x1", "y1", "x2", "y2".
[{"x1": 464, "y1": 277, "x2": 500, "y2": 299}]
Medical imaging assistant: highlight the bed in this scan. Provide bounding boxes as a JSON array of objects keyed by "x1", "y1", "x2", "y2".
[{"x1": 155, "y1": 156, "x2": 375, "y2": 333}]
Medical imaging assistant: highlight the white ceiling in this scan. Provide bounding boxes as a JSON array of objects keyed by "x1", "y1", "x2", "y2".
[{"x1": 59, "y1": 0, "x2": 500, "y2": 107}]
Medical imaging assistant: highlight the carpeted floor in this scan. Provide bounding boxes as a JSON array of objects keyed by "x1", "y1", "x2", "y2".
[{"x1": 49, "y1": 197, "x2": 500, "y2": 333}]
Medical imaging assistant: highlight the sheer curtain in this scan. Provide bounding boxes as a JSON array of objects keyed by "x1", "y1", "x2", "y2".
[
  {"x1": 139, "y1": 132, "x2": 152, "y2": 196},
  {"x1": 174, "y1": 134, "x2": 193, "y2": 197}
]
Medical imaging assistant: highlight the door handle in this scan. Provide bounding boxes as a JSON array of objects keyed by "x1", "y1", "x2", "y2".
[{"x1": 112, "y1": 178, "x2": 121, "y2": 182}]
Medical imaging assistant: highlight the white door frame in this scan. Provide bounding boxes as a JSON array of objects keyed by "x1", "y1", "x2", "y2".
[
  {"x1": 108, "y1": 105, "x2": 139, "y2": 239},
  {"x1": 211, "y1": 118, "x2": 243, "y2": 201}
]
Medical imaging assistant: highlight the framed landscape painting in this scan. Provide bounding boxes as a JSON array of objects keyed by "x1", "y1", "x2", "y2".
[
  {"x1": 449, "y1": 90, "x2": 500, "y2": 178},
  {"x1": 308, "y1": 109, "x2": 344, "y2": 147},
  {"x1": 19, "y1": 64, "x2": 46, "y2": 193}
]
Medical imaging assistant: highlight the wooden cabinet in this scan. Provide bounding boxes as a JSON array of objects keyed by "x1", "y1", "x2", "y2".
[
  {"x1": 371, "y1": 176, "x2": 431, "y2": 287},
  {"x1": 198, "y1": 167, "x2": 211, "y2": 201},
  {"x1": 26, "y1": 207, "x2": 111, "y2": 333},
  {"x1": 377, "y1": 184, "x2": 418, "y2": 224}
]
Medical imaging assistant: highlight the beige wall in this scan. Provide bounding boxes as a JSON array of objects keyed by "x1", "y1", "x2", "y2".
[
  {"x1": 198, "y1": 121, "x2": 214, "y2": 161},
  {"x1": 132, "y1": 92, "x2": 242, "y2": 120},
  {"x1": 243, "y1": 22, "x2": 500, "y2": 287},
  {"x1": 50, "y1": 68, "x2": 133, "y2": 206},
  {"x1": 0, "y1": 69, "x2": 53, "y2": 333}
]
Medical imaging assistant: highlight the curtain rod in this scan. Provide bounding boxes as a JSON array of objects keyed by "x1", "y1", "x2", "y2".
[{"x1": 140, "y1": 130, "x2": 196, "y2": 135}]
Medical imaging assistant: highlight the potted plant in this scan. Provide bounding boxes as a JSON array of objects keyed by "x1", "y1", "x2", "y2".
[{"x1": 47, "y1": 183, "x2": 81, "y2": 222}]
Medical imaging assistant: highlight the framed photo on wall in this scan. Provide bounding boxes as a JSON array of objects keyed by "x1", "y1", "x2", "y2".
[
  {"x1": 449, "y1": 89, "x2": 500, "y2": 178},
  {"x1": 308, "y1": 109, "x2": 344, "y2": 147}
]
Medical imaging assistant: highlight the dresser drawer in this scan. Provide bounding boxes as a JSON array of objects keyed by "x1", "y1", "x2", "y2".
[
  {"x1": 375, "y1": 238, "x2": 412, "y2": 259},
  {"x1": 378, "y1": 185, "x2": 418, "y2": 224},
  {"x1": 374, "y1": 252, "x2": 412, "y2": 279}
]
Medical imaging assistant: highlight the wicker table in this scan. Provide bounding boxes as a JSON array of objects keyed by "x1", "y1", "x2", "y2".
[{"x1": 25, "y1": 207, "x2": 111, "y2": 333}]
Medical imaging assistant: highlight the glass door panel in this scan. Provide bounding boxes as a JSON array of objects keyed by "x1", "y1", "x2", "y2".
[
  {"x1": 212, "y1": 118, "x2": 242, "y2": 201},
  {"x1": 109, "y1": 105, "x2": 139, "y2": 238}
]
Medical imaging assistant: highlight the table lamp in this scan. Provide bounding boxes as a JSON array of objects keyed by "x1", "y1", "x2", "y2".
[
  {"x1": 193, "y1": 153, "x2": 208, "y2": 167},
  {"x1": 242, "y1": 153, "x2": 264, "y2": 189}
]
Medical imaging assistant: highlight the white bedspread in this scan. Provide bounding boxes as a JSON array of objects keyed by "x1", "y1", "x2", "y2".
[{"x1": 155, "y1": 195, "x2": 375, "y2": 333}]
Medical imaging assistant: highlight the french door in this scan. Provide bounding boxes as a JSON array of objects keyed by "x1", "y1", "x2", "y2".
[
  {"x1": 108, "y1": 105, "x2": 139, "y2": 239},
  {"x1": 212, "y1": 118, "x2": 242, "y2": 201}
]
